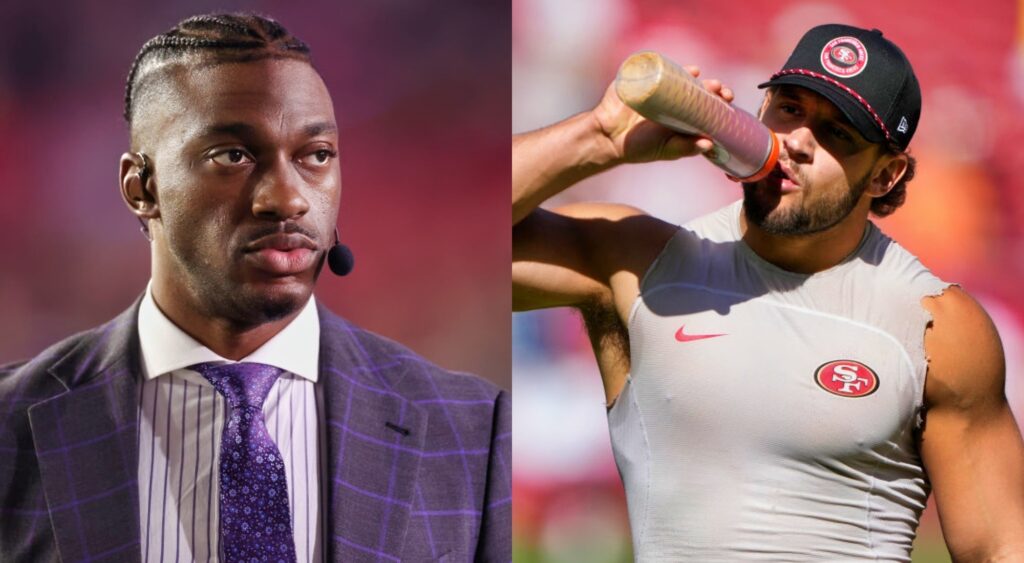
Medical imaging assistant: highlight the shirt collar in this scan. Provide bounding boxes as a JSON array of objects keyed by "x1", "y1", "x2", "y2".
[{"x1": 137, "y1": 282, "x2": 320, "y2": 382}]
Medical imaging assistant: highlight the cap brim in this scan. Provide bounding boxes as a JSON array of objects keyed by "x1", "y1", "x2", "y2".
[{"x1": 758, "y1": 74, "x2": 887, "y2": 145}]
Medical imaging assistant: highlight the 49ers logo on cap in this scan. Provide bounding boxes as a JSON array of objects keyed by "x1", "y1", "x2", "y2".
[
  {"x1": 821, "y1": 36, "x2": 868, "y2": 78},
  {"x1": 814, "y1": 360, "x2": 879, "y2": 398}
]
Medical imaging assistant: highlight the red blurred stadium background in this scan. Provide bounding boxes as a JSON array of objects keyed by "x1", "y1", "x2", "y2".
[
  {"x1": 512, "y1": 0, "x2": 1024, "y2": 561},
  {"x1": 0, "y1": 1, "x2": 510, "y2": 390}
]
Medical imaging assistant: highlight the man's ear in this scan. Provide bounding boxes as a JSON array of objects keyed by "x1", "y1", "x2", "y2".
[
  {"x1": 119, "y1": 151, "x2": 160, "y2": 221},
  {"x1": 865, "y1": 151, "x2": 909, "y2": 199}
]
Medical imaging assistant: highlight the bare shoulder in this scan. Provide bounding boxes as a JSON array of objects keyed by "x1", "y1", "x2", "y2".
[
  {"x1": 921, "y1": 286, "x2": 1006, "y2": 406},
  {"x1": 916, "y1": 291, "x2": 1024, "y2": 559}
]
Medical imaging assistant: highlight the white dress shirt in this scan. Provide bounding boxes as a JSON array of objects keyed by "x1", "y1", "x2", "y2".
[{"x1": 136, "y1": 284, "x2": 324, "y2": 562}]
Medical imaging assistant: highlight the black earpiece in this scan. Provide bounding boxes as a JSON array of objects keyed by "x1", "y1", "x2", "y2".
[
  {"x1": 137, "y1": 152, "x2": 151, "y2": 185},
  {"x1": 136, "y1": 152, "x2": 152, "y2": 241}
]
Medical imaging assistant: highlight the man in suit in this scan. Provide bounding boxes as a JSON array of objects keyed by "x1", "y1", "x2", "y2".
[{"x1": 0, "y1": 13, "x2": 509, "y2": 562}]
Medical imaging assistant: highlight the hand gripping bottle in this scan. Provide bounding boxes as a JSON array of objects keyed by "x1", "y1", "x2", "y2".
[{"x1": 614, "y1": 51, "x2": 779, "y2": 182}]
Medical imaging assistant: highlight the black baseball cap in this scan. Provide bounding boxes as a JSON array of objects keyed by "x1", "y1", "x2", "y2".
[{"x1": 758, "y1": 24, "x2": 921, "y2": 151}]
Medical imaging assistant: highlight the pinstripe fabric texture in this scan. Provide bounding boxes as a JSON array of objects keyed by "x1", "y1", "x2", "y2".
[
  {"x1": 0, "y1": 297, "x2": 511, "y2": 562},
  {"x1": 136, "y1": 290, "x2": 324, "y2": 562},
  {"x1": 137, "y1": 372, "x2": 323, "y2": 562}
]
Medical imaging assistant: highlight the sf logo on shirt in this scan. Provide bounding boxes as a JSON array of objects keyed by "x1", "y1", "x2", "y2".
[{"x1": 814, "y1": 360, "x2": 879, "y2": 397}]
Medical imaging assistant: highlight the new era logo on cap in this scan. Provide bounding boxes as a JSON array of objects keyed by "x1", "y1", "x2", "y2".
[{"x1": 758, "y1": 24, "x2": 921, "y2": 151}]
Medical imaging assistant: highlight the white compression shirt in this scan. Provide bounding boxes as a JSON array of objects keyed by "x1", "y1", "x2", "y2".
[{"x1": 610, "y1": 200, "x2": 951, "y2": 561}]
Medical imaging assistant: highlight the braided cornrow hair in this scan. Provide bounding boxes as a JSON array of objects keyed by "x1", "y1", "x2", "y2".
[{"x1": 124, "y1": 13, "x2": 311, "y2": 125}]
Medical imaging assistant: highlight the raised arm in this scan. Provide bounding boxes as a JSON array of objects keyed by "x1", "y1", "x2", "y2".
[
  {"x1": 919, "y1": 287, "x2": 1024, "y2": 561},
  {"x1": 512, "y1": 72, "x2": 728, "y2": 225},
  {"x1": 512, "y1": 70, "x2": 733, "y2": 314}
]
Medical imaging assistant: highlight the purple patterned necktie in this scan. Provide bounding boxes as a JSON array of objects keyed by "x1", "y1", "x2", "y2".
[{"x1": 191, "y1": 362, "x2": 297, "y2": 563}]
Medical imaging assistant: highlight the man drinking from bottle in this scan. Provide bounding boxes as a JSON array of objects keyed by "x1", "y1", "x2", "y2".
[{"x1": 512, "y1": 23, "x2": 1024, "y2": 560}]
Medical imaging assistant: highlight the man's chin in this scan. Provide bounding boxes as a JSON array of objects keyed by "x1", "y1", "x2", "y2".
[
  {"x1": 228, "y1": 279, "x2": 314, "y2": 325},
  {"x1": 743, "y1": 192, "x2": 813, "y2": 236},
  {"x1": 743, "y1": 181, "x2": 784, "y2": 226}
]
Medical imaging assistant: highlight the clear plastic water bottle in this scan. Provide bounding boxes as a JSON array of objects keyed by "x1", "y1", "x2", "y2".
[{"x1": 615, "y1": 51, "x2": 779, "y2": 182}]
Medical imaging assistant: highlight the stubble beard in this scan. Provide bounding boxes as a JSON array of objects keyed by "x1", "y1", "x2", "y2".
[
  {"x1": 190, "y1": 263, "x2": 312, "y2": 328},
  {"x1": 167, "y1": 235, "x2": 318, "y2": 330},
  {"x1": 742, "y1": 168, "x2": 871, "y2": 236}
]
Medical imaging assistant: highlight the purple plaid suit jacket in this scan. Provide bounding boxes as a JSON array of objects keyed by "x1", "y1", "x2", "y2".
[{"x1": 0, "y1": 299, "x2": 510, "y2": 562}]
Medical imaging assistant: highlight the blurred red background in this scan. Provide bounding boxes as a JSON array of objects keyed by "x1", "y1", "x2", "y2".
[
  {"x1": 0, "y1": 1, "x2": 510, "y2": 390},
  {"x1": 512, "y1": 0, "x2": 1024, "y2": 561}
]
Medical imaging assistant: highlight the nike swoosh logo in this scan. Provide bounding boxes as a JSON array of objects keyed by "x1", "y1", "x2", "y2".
[{"x1": 675, "y1": 325, "x2": 726, "y2": 342}]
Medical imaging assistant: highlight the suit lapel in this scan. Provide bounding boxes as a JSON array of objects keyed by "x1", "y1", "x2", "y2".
[
  {"x1": 29, "y1": 305, "x2": 143, "y2": 562},
  {"x1": 318, "y1": 308, "x2": 426, "y2": 561}
]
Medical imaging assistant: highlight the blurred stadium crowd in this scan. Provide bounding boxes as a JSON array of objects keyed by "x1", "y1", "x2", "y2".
[{"x1": 512, "y1": 0, "x2": 1024, "y2": 561}]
